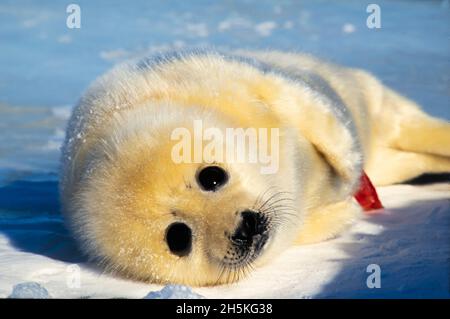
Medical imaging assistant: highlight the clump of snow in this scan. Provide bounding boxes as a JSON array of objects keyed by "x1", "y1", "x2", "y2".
[
  {"x1": 218, "y1": 17, "x2": 252, "y2": 32},
  {"x1": 342, "y1": 23, "x2": 356, "y2": 34},
  {"x1": 254, "y1": 21, "x2": 277, "y2": 37},
  {"x1": 144, "y1": 285, "x2": 205, "y2": 299},
  {"x1": 9, "y1": 282, "x2": 50, "y2": 299}
]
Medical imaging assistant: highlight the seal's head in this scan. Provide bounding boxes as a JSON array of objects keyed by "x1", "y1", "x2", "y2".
[
  {"x1": 62, "y1": 52, "x2": 363, "y2": 286},
  {"x1": 67, "y1": 103, "x2": 306, "y2": 286}
]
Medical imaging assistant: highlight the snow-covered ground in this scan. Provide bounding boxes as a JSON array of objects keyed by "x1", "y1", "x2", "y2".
[
  {"x1": 1, "y1": 185, "x2": 449, "y2": 298},
  {"x1": 0, "y1": 0, "x2": 449, "y2": 298}
]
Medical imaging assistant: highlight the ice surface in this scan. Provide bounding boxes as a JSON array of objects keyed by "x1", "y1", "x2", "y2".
[
  {"x1": 0, "y1": 0, "x2": 449, "y2": 299},
  {"x1": 8, "y1": 282, "x2": 50, "y2": 299},
  {"x1": 143, "y1": 285, "x2": 205, "y2": 299}
]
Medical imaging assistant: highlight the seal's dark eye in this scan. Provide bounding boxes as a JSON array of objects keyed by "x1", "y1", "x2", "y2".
[
  {"x1": 166, "y1": 222, "x2": 192, "y2": 257},
  {"x1": 197, "y1": 166, "x2": 229, "y2": 192}
]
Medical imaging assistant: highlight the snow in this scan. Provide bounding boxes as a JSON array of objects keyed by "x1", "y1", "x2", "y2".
[
  {"x1": 0, "y1": 184, "x2": 449, "y2": 298},
  {"x1": 0, "y1": 0, "x2": 449, "y2": 299},
  {"x1": 144, "y1": 285, "x2": 205, "y2": 299},
  {"x1": 342, "y1": 23, "x2": 356, "y2": 34},
  {"x1": 8, "y1": 282, "x2": 51, "y2": 299}
]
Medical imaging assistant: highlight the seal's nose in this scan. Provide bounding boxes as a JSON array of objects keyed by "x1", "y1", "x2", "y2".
[{"x1": 231, "y1": 211, "x2": 265, "y2": 244}]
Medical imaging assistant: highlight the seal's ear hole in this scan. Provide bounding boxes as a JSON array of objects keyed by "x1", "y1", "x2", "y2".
[
  {"x1": 165, "y1": 222, "x2": 192, "y2": 257},
  {"x1": 196, "y1": 166, "x2": 229, "y2": 192}
]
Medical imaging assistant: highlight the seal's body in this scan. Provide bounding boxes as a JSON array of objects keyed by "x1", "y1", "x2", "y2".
[{"x1": 60, "y1": 50, "x2": 450, "y2": 285}]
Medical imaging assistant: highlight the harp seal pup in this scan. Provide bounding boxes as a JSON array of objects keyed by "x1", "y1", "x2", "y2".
[{"x1": 60, "y1": 50, "x2": 450, "y2": 286}]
